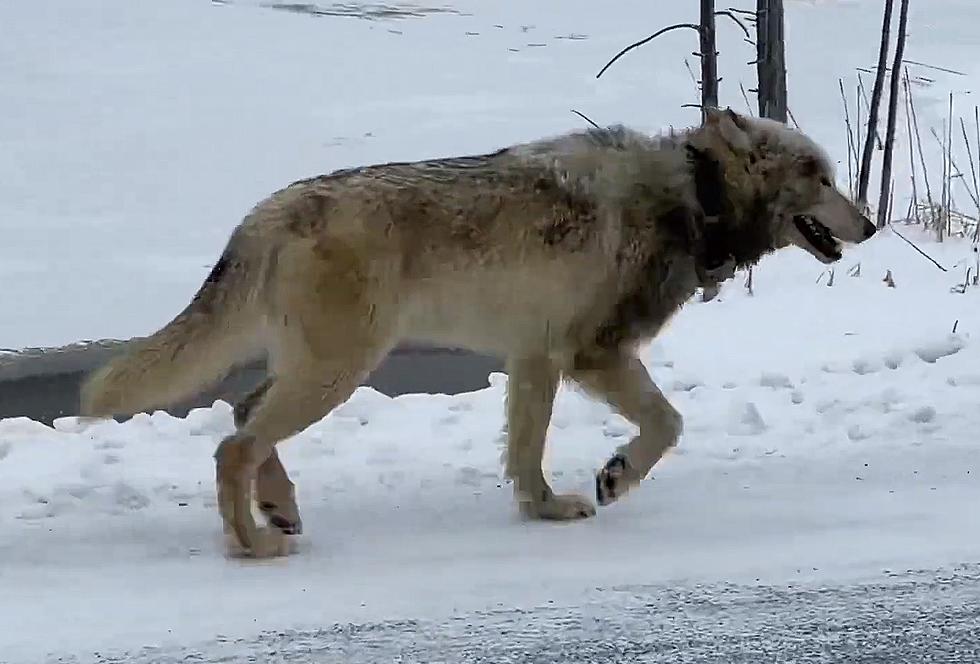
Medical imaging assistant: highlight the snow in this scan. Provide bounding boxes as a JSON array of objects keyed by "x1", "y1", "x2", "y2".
[
  {"x1": 2, "y1": 0, "x2": 978, "y2": 348},
  {"x1": 2, "y1": 0, "x2": 980, "y2": 661}
]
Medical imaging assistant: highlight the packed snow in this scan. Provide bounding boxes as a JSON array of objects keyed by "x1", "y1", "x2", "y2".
[{"x1": 2, "y1": 0, "x2": 980, "y2": 662}]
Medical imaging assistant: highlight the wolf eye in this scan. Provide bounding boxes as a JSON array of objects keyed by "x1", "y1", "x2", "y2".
[{"x1": 820, "y1": 176, "x2": 832, "y2": 187}]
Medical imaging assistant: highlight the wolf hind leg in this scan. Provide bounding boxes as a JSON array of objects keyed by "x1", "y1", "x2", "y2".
[
  {"x1": 215, "y1": 248, "x2": 395, "y2": 557},
  {"x1": 505, "y1": 356, "x2": 596, "y2": 521},
  {"x1": 234, "y1": 378, "x2": 302, "y2": 535},
  {"x1": 215, "y1": 341, "x2": 388, "y2": 557},
  {"x1": 567, "y1": 352, "x2": 682, "y2": 507}
]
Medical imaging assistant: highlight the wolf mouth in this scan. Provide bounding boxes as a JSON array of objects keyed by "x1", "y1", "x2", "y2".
[{"x1": 793, "y1": 214, "x2": 842, "y2": 261}]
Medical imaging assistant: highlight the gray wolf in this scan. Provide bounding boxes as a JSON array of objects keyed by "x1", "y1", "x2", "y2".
[{"x1": 80, "y1": 108, "x2": 876, "y2": 557}]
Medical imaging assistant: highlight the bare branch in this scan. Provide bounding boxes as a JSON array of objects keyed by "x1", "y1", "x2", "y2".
[
  {"x1": 596, "y1": 23, "x2": 701, "y2": 79},
  {"x1": 902, "y1": 59, "x2": 967, "y2": 76},
  {"x1": 570, "y1": 109, "x2": 601, "y2": 130},
  {"x1": 714, "y1": 10, "x2": 751, "y2": 39}
]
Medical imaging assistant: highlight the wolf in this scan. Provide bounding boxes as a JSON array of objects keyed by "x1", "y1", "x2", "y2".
[{"x1": 80, "y1": 107, "x2": 876, "y2": 557}]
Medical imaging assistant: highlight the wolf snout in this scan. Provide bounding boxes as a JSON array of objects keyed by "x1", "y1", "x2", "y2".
[{"x1": 861, "y1": 218, "x2": 877, "y2": 240}]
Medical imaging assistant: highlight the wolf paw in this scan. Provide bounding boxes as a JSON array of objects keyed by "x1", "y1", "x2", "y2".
[
  {"x1": 521, "y1": 493, "x2": 596, "y2": 521},
  {"x1": 596, "y1": 454, "x2": 633, "y2": 506},
  {"x1": 223, "y1": 526, "x2": 290, "y2": 559},
  {"x1": 259, "y1": 501, "x2": 303, "y2": 535}
]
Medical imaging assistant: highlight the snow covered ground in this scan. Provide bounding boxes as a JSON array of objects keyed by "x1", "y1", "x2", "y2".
[
  {"x1": 2, "y1": 0, "x2": 980, "y2": 662},
  {"x1": 3, "y1": 231, "x2": 979, "y2": 661}
]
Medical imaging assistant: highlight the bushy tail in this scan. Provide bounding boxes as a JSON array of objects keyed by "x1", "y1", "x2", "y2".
[{"x1": 80, "y1": 238, "x2": 264, "y2": 418}]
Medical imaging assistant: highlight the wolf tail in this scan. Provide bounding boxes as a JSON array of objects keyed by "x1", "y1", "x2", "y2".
[{"x1": 80, "y1": 232, "x2": 267, "y2": 418}]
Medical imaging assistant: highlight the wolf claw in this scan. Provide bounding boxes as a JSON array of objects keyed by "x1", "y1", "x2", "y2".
[{"x1": 596, "y1": 454, "x2": 630, "y2": 506}]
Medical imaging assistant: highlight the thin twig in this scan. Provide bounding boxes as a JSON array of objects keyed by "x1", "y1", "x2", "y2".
[
  {"x1": 888, "y1": 222, "x2": 948, "y2": 271},
  {"x1": 939, "y1": 117, "x2": 949, "y2": 241},
  {"x1": 597, "y1": 23, "x2": 701, "y2": 79},
  {"x1": 570, "y1": 109, "x2": 601, "y2": 130},
  {"x1": 740, "y1": 81, "x2": 755, "y2": 116},
  {"x1": 839, "y1": 78, "x2": 858, "y2": 198},
  {"x1": 857, "y1": 72, "x2": 884, "y2": 149},
  {"x1": 929, "y1": 127, "x2": 980, "y2": 210},
  {"x1": 903, "y1": 72, "x2": 919, "y2": 223},
  {"x1": 962, "y1": 116, "x2": 980, "y2": 210},
  {"x1": 975, "y1": 105, "x2": 980, "y2": 242},
  {"x1": 684, "y1": 58, "x2": 700, "y2": 89},
  {"x1": 856, "y1": 80, "x2": 864, "y2": 172},
  {"x1": 947, "y1": 92, "x2": 955, "y2": 238},
  {"x1": 787, "y1": 106, "x2": 800, "y2": 129},
  {"x1": 906, "y1": 67, "x2": 936, "y2": 230}
]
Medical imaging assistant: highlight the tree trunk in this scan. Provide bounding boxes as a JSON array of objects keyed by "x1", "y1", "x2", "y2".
[
  {"x1": 857, "y1": 0, "x2": 895, "y2": 208},
  {"x1": 700, "y1": 0, "x2": 718, "y2": 117},
  {"x1": 876, "y1": 0, "x2": 910, "y2": 229},
  {"x1": 757, "y1": 0, "x2": 787, "y2": 121},
  {"x1": 767, "y1": 0, "x2": 787, "y2": 122},
  {"x1": 756, "y1": 0, "x2": 769, "y2": 117}
]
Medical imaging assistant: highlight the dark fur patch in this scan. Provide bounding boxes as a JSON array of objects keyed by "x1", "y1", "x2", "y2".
[
  {"x1": 798, "y1": 156, "x2": 822, "y2": 179},
  {"x1": 187, "y1": 249, "x2": 237, "y2": 318},
  {"x1": 532, "y1": 177, "x2": 595, "y2": 249},
  {"x1": 729, "y1": 193, "x2": 777, "y2": 266},
  {"x1": 592, "y1": 251, "x2": 697, "y2": 350},
  {"x1": 687, "y1": 145, "x2": 725, "y2": 218},
  {"x1": 685, "y1": 145, "x2": 736, "y2": 273},
  {"x1": 285, "y1": 192, "x2": 331, "y2": 237},
  {"x1": 234, "y1": 377, "x2": 275, "y2": 428}
]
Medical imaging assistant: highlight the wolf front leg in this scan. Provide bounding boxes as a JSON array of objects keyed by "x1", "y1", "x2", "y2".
[
  {"x1": 505, "y1": 356, "x2": 596, "y2": 520},
  {"x1": 568, "y1": 352, "x2": 682, "y2": 506}
]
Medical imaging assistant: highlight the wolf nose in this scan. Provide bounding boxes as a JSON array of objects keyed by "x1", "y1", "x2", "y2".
[{"x1": 862, "y1": 218, "x2": 877, "y2": 240}]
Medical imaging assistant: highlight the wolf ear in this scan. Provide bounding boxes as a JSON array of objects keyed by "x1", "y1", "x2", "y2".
[{"x1": 703, "y1": 106, "x2": 751, "y2": 152}]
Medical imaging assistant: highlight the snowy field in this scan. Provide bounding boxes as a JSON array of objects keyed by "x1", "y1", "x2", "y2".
[{"x1": 2, "y1": 0, "x2": 980, "y2": 662}]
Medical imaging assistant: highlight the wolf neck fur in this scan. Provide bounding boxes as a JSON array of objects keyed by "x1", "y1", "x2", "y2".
[{"x1": 525, "y1": 123, "x2": 776, "y2": 352}]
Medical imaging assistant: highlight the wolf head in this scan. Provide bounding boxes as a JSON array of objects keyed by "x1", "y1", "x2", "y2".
[{"x1": 689, "y1": 107, "x2": 876, "y2": 266}]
